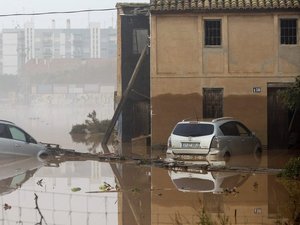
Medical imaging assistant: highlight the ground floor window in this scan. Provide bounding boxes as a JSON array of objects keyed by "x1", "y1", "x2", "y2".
[{"x1": 203, "y1": 88, "x2": 223, "y2": 118}]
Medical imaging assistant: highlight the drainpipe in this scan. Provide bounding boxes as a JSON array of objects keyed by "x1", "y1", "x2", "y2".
[{"x1": 101, "y1": 43, "x2": 149, "y2": 147}]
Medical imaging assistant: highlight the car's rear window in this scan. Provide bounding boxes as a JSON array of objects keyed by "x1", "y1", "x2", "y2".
[{"x1": 173, "y1": 123, "x2": 214, "y2": 137}]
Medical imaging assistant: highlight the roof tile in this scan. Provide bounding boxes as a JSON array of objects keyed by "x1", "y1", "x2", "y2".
[
  {"x1": 204, "y1": 0, "x2": 210, "y2": 8},
  {"x1": 287, "y1": 0, "x2": 294, "y2": 7},
  {"x1": 266, "y1": 0, "x2": 272, "y2": 8},
  {"x1": 177, "y1": 0, "x2": 184, "y2": 9},
  {"x1": 279, "y1": 0, "x2": 285, "y2": 8},
  {"x1": 163, "y1": 0, "x2": 170, "y2": 10},
  {"x1": 212, "y1": 0, "x2": 217, "y2": 8},
  {"x1": 231, "y1": 0, "x2": 238, "y2": 8},
  {"x1": 224, "y1": 0, "x2": 231, "y2": 8},
  {"x1": 150, "y1": 0, "x2": 300, "y2": 11},
  {"x1": 184, "y1": 0, "x2": 190, "y2": 9},
  {"x1": 191, "y1": 0, "x2": 197, "y2": 8},
  {"x1": 252, "y1": 0, "x2": 259, "y2": 8},
  {"x1": 245, "y1": 0, "x2": 251, "y2": 8}
]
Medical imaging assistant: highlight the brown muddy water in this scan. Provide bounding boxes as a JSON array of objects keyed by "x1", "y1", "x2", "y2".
[{"x1": 0, "y1": 105, "x2": 299, "y2": 225}]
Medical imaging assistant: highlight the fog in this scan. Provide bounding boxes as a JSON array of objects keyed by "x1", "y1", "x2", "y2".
[
  {"x1": 0, "y1": 3, "x2": 123, "y2": 151},
  {"x1": 0, "y1": 0, "x2": 148, "y2": 29}
]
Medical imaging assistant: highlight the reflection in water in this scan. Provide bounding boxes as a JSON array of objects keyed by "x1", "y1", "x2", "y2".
[
  {"x1": 0, "y1": 151, "x2": 299, "y2": 224},
  {"x1": 152, "y1": 153, "x2": 300, "y2": 225},
  {"x1": 271, "y1": 178, "x2": 300, "y2": 224},
  {"x1": 0, "y1": 160, "x2": 117, "y2": 225},
  {"x1": 153, "y1": 168, "x2": 276, "y2": 225},
  {"x1": 70, "y1": 133, "x2": 103, "y2": 154},
  {"x1": 0, "y1": 155, "x2": 43, "y2": 196},
  {"x1": 169, "y1": 170, "x2": 249, "y2": 194}
]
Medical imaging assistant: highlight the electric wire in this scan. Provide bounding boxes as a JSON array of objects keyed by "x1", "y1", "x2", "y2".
[{"x1": 0, "y1": 8, "x2": 116, "y2": 18}]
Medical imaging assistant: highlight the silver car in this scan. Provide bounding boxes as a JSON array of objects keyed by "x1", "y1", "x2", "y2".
[
  {"x1": 0, "y1": 120, "x2": 47, "y2": 159},
  {"x1": 167, "y1": 117, "x2": 262, "y2": 161}
]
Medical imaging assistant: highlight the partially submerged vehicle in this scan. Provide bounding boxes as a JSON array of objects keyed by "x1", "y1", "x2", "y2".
[
  {"x1": 167, "y1": 117, "x2": 262, "y2": 161},
  {"x1": 0, "y1": 120, "x2": 48, "y2": 160}
]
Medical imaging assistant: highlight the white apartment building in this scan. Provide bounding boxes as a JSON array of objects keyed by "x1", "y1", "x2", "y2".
[
  {"x1": 24, "y1": 22, "x2": 35, "y2": 62},
  {"x1": 1, "y1": 20, "x2": 116, "y2": 75},
  {"x1": 2, "y1": 30, "x2": 23, "y2": 75},
  {"x1": 90, "y1": 23, "x2": 101, "y2": 58}
]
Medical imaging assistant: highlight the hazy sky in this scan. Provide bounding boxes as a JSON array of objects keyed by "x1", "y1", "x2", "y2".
[{"x1": 0, "y1": 0, "x2": 149, "y2": 29}]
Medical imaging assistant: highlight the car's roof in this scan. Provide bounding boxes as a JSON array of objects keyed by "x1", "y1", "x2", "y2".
[
  {"x1": 0, "y1": 120, "x2": 15, "y2": 125},
  {"x1": 178, "y1": 117, "x2": 238, "y2": 125}
]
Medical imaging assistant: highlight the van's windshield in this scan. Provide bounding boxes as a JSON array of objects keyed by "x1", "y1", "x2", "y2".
[{"x1": 173, "y1": 123, "x2": 214, "y2": 137}]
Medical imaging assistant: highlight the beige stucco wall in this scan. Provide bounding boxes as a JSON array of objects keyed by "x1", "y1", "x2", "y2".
[{"x1": 151, "y1": 13, "x2": 300, "y2": 146}]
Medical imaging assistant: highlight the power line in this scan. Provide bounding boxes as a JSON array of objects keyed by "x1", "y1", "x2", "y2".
[{"x1": 0, "y1": 8, "x2": 116, "y2": 18}]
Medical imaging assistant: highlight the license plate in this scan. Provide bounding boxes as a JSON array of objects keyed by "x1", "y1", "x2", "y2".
[
  {"x1": 179, "y1": 155, "x2": 206, "y2": 160},
  {"x1": 182, "y1": 142, "x2": 200, "y2": 148}
]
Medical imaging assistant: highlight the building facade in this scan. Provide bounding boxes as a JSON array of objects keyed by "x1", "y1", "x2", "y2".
[
  {"x1": 149, "y1": 0, "x2": 300, "y2": 147},
  {"x1": 116, "y1": 3, "x2": 151, "y2": 149}
]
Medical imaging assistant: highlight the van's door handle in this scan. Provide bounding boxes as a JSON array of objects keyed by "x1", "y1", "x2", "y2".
[{"x1": 15, "y1": 144, "x2": 21, "y2": 147}]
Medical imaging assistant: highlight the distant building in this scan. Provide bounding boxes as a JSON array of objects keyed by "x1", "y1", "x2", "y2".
[
  {"x1": 90, "y1": 23, "x2": 101, "y2": 58},
  {"x1": 101, "y1": 27, "x2": 117, "y2": 58},
  {"x1": 1, "y1": 20, "x2": 117, "y2": 75},
  {"x1": 2, "y1": 28, "x2": 25, "y2": 75}
]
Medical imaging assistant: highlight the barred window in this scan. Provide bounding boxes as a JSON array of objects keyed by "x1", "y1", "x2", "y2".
[
  {"x1": 204, "y1": 20, "x2": 221, "y2": 46},
  {"x1": 280, "y1": 19, "x2": 297, "y2": 45},
  {"x1": 203, "y1": 88, "x2": 223, "y2": 119}
]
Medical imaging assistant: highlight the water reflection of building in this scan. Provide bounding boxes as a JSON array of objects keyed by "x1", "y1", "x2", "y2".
[
  {"x1": 0, "y1": 161, "x2": 118, "y2": 225},
  {"x1": 151, "y1": 166, "x2": 295, "y2": 225}
]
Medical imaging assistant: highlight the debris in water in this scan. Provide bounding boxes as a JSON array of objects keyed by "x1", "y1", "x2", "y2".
[
  {"x1": 71, "y1": 187, "x2": 82, "y2": 192},
  {"x1": 3, "y1": 203, "x2": 11, "y2": 210}
]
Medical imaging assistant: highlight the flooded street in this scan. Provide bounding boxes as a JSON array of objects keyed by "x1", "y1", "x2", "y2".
[
  {"x1": 0, "y1": 104, "x2": 299, "y2": 225},
  {"x1": 0, "y1": 153, "x2": 299, "y2": 225}
]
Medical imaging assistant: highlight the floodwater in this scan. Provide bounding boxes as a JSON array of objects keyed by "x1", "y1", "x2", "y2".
[{"x1": 0, "y1": 104, "x2": 300, "y2": 225}]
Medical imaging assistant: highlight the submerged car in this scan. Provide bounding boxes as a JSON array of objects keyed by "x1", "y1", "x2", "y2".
[
  {"x1": 167, "y1": 117, "x2": 262, "y2": 160},
  {"x1": 0, "y1": 120, "x2": 47, "y2": 159}
]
